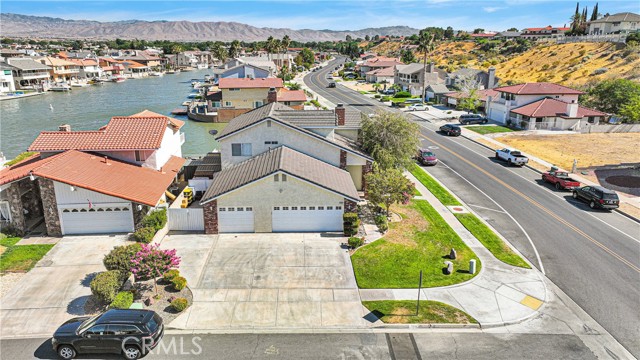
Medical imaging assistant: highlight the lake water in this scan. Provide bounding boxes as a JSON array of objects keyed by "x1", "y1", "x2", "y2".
[{"x1": 0, "y1": 69, "x2": 225, "y2": 159}]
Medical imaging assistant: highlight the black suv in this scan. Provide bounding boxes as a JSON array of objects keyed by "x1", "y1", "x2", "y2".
[
  {"x1": 459, "y1": 114, "x2": 488, "y2": 125},
  {"x1": 439, "y1": 124, "x2": 462, "y2": 136},
  {"x1": 52, "y1": 309, "x2": 164, "y2": 359},
  {"x1": 572, "y1": 186, "x2": 620, "y2": 210},
  {"x1": 328, "y1": 82, "x2": 336, "y2": 88}
]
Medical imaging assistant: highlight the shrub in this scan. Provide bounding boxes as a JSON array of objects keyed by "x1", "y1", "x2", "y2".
[
  {"x1": 141, "y1": 209, "x2": 167, "y2": 231},
  {"x1": 625, "y1": 53, "x2": 639, "y2": 63},
  {"x1": 343, "y1": 213, "x2": 360, "y2": 237},
  {"x1": 172, "y1": 276, "x2": 187, "y2": 291},
  {"x1": 171, "y1": 297, "x2": 189, "y2": 312},
  {"x1": 374, "y1": 214, "x2": 389, "y2": 233},
  {"x1": 0, "y1": 223, "x2": 23, "y2": 237},
  {"x1": 393, "y1": 91, "x2": 411, "y2": 98},
  {"x1": 131, "y1": 226, "x2": 156, "y2": 243},
  {"x1": 374, "y1": 94, "x2": 381, "y2": 99},
  {"x1": 540, "y1": 64, "x2": 550, "y2": 71},
  {"x1": 110, "y1": 291, "x2": 134, "y2": 309},
  {"x1": 103, "y1": 243, "x2": 142, "y2": 273},
  {"x1": 163, "y1": 269, "x2": 180, "y2": 282},
  {"x1": 90, "y1": 270, "x2": 124, "y2": 304},
  {"x1": 348, "y1": 236, "x2": 364, "y2": 249}
]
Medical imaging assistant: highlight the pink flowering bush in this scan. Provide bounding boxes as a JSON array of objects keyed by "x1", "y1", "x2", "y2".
[{"x1": 131, "y1": 243, "x2": 181, "y2": 295}]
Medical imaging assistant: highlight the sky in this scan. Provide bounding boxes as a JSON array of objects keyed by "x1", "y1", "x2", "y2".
[{"x1": 1, "y1": 0, "x2": 639, "y2": 32}]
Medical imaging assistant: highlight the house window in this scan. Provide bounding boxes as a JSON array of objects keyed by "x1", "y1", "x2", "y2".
[
  {"x1": 274, "y1": 206, "x2": 280, "y2": 210},
  {"x1": 231, "y1": 143, "x2": 252, "y2": 156},
  {"x1": 229, "y1": 88, "x2": 240, "y2": 91},
  {"x1": 336, "y1": 206, "x2": 342, "y2": 210},
  {"x1": 254, "y1": 101, "x2": 263, "y2": 108},
  {"x1": 225, "y1": 101, "x2": 232, "y2": 107},
  {"x1": 300, "y1": 206, "x2": 307, "y2": 210},
  {"x1": 281, "y1": 174, "x2": 287, "y2": 182},
  {"x1": 274, "y1": 174, "x2": 279, "y2": 182},
  {"x1": 588, "y1": 116, "x2": 595, "y2": 124},
  {"x1": 291, "y1": 206, "x2": 298, "y2": 210},
  {"x1": 135, "y1": 150, "x2": 146, "y2": 161},
  {"x1": 265, "y1": 141, "x2": 278, "y2": 145},
  {"x1": 327, "y1": 206, "x2": 333, "y2": 210},
  {"x1": 228, "y1": 207, "x2": 235, "y2": 211},
  {"x1": 246, "y1": 207, "x2": 253, "y2": 211},
  {"x1": 0, "y1": 201, "x2": 11, "y2": 222},
  {"x1": 283, "y1": 206, "x2": 289, "y2": 210},
  {"x1": 309, "y1": 206, "x2": 315, "y2": 210},
  {"x1": 219, "y1": 208, "x2": 226, "y2": 211}
]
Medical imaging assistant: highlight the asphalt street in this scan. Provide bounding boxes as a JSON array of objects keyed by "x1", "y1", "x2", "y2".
[
  {"x1": 304, "y1": 58, "x2": 640, "y2": 357},
  {"x1": 2, "y1": 333, "x2": 600, "y2": 360}
]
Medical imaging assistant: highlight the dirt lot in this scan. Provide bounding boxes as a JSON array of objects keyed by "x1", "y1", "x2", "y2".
[{"x1": 496, "y1": 133, "x2": 640, "y2": 170}]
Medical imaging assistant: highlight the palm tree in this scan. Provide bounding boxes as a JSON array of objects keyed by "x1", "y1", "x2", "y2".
[
  {"x1": 211, "y1": 43, "x2": 227, "y2": 64},
  {"x1": 228, "y1": 40, "x2": 241, "y2": 59},
  {"x1": 372, "y1": 83, "x2": 381, "y2": 93},
  {"x1": 281, "y1": 35, "x2": 291, "y2": 54},
  {"x1": 266, "y1": 36, "x2": 277, "y2": 59},
  {"x1": 416, "y1": 29, "x2": 437, "y2": 102}
]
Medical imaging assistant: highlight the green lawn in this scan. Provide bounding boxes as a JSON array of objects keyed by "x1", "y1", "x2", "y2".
[
  {"x1": 0, "y1": 237, "x2": 54, "y2": 273},
  {"x1": 363, "y1": 300, "x2": 478, "y2": 324},
  {"x1": 408, "y1": 164, "x2": 461, "y2": 206},
  {"x1": 465, "y1": 125, "x2": 514, "y2": 135},
  {"x1": 351, "y1": 200, "x2": 480, "y2": 288},
  {"x1": 454, "y1": 214, "x2": 530, "y2": 268}
]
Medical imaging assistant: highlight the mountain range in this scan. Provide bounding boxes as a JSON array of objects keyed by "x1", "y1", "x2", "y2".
[{"x1": 0, "y1": 13, "x2": 420, "y2": 42}]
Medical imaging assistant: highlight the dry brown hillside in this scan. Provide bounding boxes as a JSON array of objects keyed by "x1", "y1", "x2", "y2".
[{"x1": 381, "y1": 40, "x2": 640, "y2": 87}]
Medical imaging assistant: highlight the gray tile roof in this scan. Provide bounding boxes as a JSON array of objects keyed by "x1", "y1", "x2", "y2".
[
  {"x1": 396, "y1": 63, "x2": 424, "y2": 75},
  {"x1": 427, "y1": 84, "x2": 450, "y2": 93},
  {"x1": 590, "y1": 12, "x2": 640, "y2": 23},
  {"x1": 6, "y1": 58, "x2": 51, "y2": 71},
  {"x1": 216, "y1": 102, "x2": 289, "y2": 138},
  {"x1": 273, "y1": 109, "x2": 336, "y2": 127},
  {"x1": 201, "y1": 146, "x2": 360, "y2": 203}
]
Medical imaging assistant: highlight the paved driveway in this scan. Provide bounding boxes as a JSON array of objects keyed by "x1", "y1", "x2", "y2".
[
  {"x1": 161, "y1": 233, "x2": 372, "y2": 330},
  {"x1": 0, "y1": 235, "x2": 128, "y2": 338}
]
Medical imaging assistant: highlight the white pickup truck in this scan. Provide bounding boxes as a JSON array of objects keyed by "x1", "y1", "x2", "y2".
[{"x1": 495, "y1": 148, "x2": 529, "y2": 166}]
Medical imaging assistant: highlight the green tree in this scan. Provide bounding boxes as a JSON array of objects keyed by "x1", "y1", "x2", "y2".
[
  {"x1": 361, "y1": 111, "x2": 420, "y2": 169},
  {"x1": 346, "y1": 34, "x2": 353, "y2": 42},
  {"x1": 457, "y1": 89, "x2": 481, "y2": 113},
  {"x1": 228, "y1": 40, "x2": 241, "y2": 59},
  {"x1": 444, "y1": 27, "x2": 455, "y2": 39},
  {"x1": 400, "y1": 49, "x2": 416, "y2": 64},
  {"x1": 365, "y1": 167, "x2": 414, "y2": 216},
  {"x1": 416, "y1": 29, "x2": 437, "y2": 102},
  {"x1": 619, "y1": 96, "x2": 640, "y2": 123},
  {"x1": 583, "y1": 79, "x2": 640, "y2": 118},
  {"x1": 590, "y1": 2, "x2": 599, "y2": 21},
  {"x1": 365, "y1": 35, "x2": 370, "y2": 41},
  {"x1": 473, "y1": 28, "x2": 485, "y2": 34},
  {"x1": 211, "y1": 42, "x2": 228, "y2": 63},
  {"x1": 281, "y1": 35, "x2": 291, "y2": 53},
  {"x1": 507, "y1": 27, "x2": 519, "y2": 32},
  {"x1": 299, "y1": 47, "x2": 315, "y2": 68}
]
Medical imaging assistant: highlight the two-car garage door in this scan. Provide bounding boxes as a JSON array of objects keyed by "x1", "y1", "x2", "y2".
[
  {"x1": 59, "y1": 204, "x2": 134, "y2": 235},
  {"x1": 272, "y1": 205, "x2": 343, "y2": 232}
]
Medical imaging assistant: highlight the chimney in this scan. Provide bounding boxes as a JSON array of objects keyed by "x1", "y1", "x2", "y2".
[
  {"x1": 267, "y1": 87, "x2": 277, "y2": 104},
  {"x1": 428, "y1": 62, "x2": 435, "y2": 73},
  {"x1": 58, "y1": 124, "x2": 71, "y2": 132},
  {"x1": 566, "y1": 102, "x2": 579, "y2": 118},
  {"x1": 335, "y1": 104, "x2": 345, "y2": 126},
  {"x1": 487, "y1": 67, "x2": 496, "y2": 89}
]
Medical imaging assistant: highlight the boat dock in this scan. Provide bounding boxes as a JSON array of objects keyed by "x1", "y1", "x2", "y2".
[{"x1": 171, "y1": 108, "x2": 188, "y2": 115}]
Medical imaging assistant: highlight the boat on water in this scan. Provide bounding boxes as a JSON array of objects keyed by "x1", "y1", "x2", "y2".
[
  {"x1": 181, "y1": 67, "x2": 195, "y2": 72},
  {"x1": 71, "y1": 82, "x2": 89, "y2": 87},
  {"x1": 192, "y1": 82, "x2": 202, "y2": 89},
  {"x1": 204, "y1": 74, "x2": 211, "y2": 81},
  {"x1": 182, "y1": 101, "x2": 192, "y2": 106},
  {"x1": 187, "y1": 94, "x2": 198, "y2": 99},
  {"x1": 110, "y1": 75, "x2": 126, "y2": 83},
  {"x1": 150, "y1": 71, "x2": 164, "y2": 77},
  {"x1": 196, "y1": 63, "x2": 208, "y2": 70},
  {"x1": 50, "y1": 84, "x2": 72, "y2": 92}
]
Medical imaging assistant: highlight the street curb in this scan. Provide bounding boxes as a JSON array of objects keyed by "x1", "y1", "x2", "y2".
[{"x1": 461, "y1": 133, "x2": 640, "y2": 224}]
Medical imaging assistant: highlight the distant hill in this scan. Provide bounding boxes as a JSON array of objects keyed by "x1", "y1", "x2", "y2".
[{"x1": 0, "y1": 13, "x2": 419, "y2": 42}]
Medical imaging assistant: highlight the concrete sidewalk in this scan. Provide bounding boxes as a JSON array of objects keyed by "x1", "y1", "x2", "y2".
[
  {"x1": 460, "y1": 127, "x2": 640, "y2": 216},
  {"x1": 359, "y1": 170, "x2": 547, "y2": 327}
]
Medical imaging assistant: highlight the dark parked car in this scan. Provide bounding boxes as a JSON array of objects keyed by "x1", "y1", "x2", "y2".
[
  {"x1": 52, "y1": 309, "x2": 164, "y2": 360},
  {"x1": 439, "y1": 124, "x2": 462, "y2": 136},
  {"x1": 572, "y1": 186, "x2": 620, "y2": 210},
  {"x1": 328, "y1": 82, "x2": 336, "y2": 88},
  {"x1": 416, "y1": 148, "x2": 438, "y2": 166},
  {"x1": 458, "y1": 114, "x2": 488, "y2": 125}
]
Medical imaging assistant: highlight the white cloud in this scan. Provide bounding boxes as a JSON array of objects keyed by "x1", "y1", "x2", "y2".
[{"x1": 483, "y1": 6, "x2": 505, "y2": 13}]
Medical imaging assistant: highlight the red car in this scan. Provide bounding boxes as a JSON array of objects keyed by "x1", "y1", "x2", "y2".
[
  {"x1": 416, "y1": 148, "x2": 438, "y2": 166},
  {"x1": 542, "y1": 169, "x2": 581, "y2": 190}
]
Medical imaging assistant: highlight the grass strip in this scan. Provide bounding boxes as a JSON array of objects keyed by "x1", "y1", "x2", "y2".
[{"x1": 363, "y1": 300, "x2": 478, "y2": 324}]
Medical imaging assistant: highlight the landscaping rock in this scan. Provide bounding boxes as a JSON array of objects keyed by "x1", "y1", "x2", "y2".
[
  {"x1": 121, "y1": 274, "x2": 135, "y2": 291},
  {"x1": 444, "y1": 261, "x2": 453, "y2": 275},
  {"x1": 145, "y1": 297, "x2": 154, "y2": 306},
  {"x1": 449, "y1": 248, "x2": 457, "y2": 260}
]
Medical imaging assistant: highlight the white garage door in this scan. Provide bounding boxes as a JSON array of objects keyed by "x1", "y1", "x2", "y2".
[
  {"x1": 60, "y1": 204, "x2": 134, "y2": 235},
  {"x1": 272, "y1": 205, "x2": 343, "y2": 232},
  {"x1": 218, "y1": 206, "x2": 254, "y2": 233}
]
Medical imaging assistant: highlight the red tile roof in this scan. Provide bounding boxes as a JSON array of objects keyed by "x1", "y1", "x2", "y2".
[
  {"x1": 219, "y1": 77, "x2": 283, "y2": 89},
  {"x1": 471, "y1": 33, "x2": 497, "y2": 38},
  {"x1": 511, "y1": 98, "x2": 606, "y2": 118},
  {"x1": 524, "y1": 26, "x2": 570, "y2": 32},
  {"x1": 29, "y1": 111, "x2": 182, "y2": 152},
  {"x1": 68, "y1": 59, "x2": 98, "y2": 66},
  {"x1": 494, "y1": 82, "x2": 584, "y2": 95},
  {"x1": 130, "y1": 110, "x2": 185, "y2": 129},
  {"x1": 445, "y1": 88, "x2": 500, "y2": 102},
  {"x1": 0, "y1": 150, "x2": 184, "y2": 206},
  {"x1": 277, "y1": 89, "x2": 307, "y2": 102}
]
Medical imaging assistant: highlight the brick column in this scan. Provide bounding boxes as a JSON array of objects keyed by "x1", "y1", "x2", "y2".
[
  {"x1": 339, "y1": 150, "x2": 347, "y2": 170},
  {"x1": 203, "y1": 200, "x2": 218, "y2": 234},
  {"x1": 5, "y1": 183, "x2": 25, "y2": 234},
  {"x1": 344, "y1": 198, "x2": 357, "y2": 213},
  {"x1": 38, "y1": 178, "x2": 62, "y2": 237},
  {"x1": 362, "y1": 161, "x2": 373, "y2": 196}
]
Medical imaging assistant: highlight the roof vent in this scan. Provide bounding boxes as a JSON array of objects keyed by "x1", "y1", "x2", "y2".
[{"x1": 58, "y1": 124, "x2": 71, "y2": 132}]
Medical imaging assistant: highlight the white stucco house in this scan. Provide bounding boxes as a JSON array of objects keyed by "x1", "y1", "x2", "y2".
[
  {"x1": 588, "y1": 12, "x2": 640, "y2": 35},
  {"x1": 199, "y1": 102, "x2": 372, "y2": 234},
  {"x1": 0, "y1": 110, "x2": 185, "y2": 236}
]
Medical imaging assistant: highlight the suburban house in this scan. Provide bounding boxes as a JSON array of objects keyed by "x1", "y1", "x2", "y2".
[
  {"x1": 0, "y1": 48, "x2": 26, "y2": 58},
  {"x1": 394, "y1": 63, "x2": 447, "y2": 97},
  {"x1": 237, "y1": 56, "x2": 278, "y2": 75},
  {"x1": 446, "y1": 67, "x2": 499, "y2": 90},
  {"x1": 4, "y1": 58, "x2": 51, "y2": 90},
  {"x1": 0, "y1": 110, "x2": 185, "y2": 236},
  {"x1": 119, "y1": 60, "x2": 149, "y2": 78},
  {"x1": 443, "y1": 88, "x2": 500, "y2": 111},
  {"x1": 425, "y1": 84, "x2": 452, "y2": 103},
  {"x1": 68, "y1": 59, "x2": 101, "y2": 79},
  {"x1": 0, "y1": 63, "x2": 16, "y2": 94},
  {"x1": 520, "y1": 26, "x2": 570, "y2": 39},
  {"x1": 365, "y1": 66, "x2": 395, "y2": 84},
  {"x1": 358, "y1": 57, "x2": 403, "y2": 77},
  {"x1": 37, "y1": 56, "x2": 80, "y2": 82},
  {"x1": 117, "y1": 52, "x2": 163, "y2": 68},
  {"x1": 212, "y1": 63, "x2": 271, "y2": 83},
  {"x1": 485, "y1": 82, "x2": 607, "y2": 130},
  {"x1": 216, "y1": 77, "x2": 283, "y2": 121},
  {"x1": 199, "y1": 102, "x2": 372, "y2": 234},
  {"x1": 588, "y1": 12, "x2": 640, "y2": 35},
  {"x1": 495, "y1": 31, "x2": 523, "y2": 39}
]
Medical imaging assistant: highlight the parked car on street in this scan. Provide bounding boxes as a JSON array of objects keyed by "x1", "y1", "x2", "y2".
[
  {"x1": 407, "y1": 103, "x2": 429, "y2": 111},
  {"x1": 542, "y1": 168, "x2": 581, "y2": 190},
  {"x1": 52, "y1": 309, "x2": 164, "y2": 360},
  {"x1": 495, "y1": 148, "x2": 529, "y2": 166},
  {"x1": 416, "y1": 148, "x2": 438, "y2": 165},
  {"x1": 439, "y1": 124, "x2": 462, "y2": 136},
  {"x1": 458, "y1": 114, "x2": 488, "y2": 125},
  {"x1": 572, "y1": 186, "x2": 620, "y2": 210},
  {"x1": 381, "y1": 89, "x2": 395, "y2": 95}
]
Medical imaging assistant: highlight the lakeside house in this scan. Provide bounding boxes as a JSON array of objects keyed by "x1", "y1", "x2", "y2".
[
  {"x1": 37, "y1": 56, "x2": 80, "y2": 82},
  {"x1": 3, "y1": 58, "x2": 51, "y2": 90},
  {"x1": 0, "y1": 63, "x2": 16, "y2": 94},
  {"x1": 0, "y1": 111, "x2": 185, "y2": 236},
  {"x1": 520, "y1": 26, "x2": 570, "y2": 39},
  {"x1": 588, "y1": 12, "x2": 640, "y2": 35}
]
